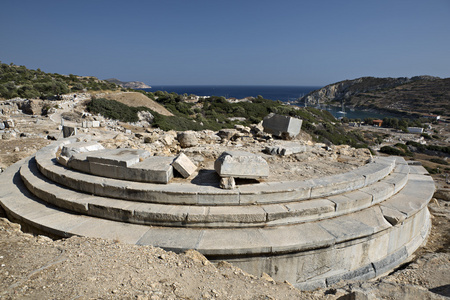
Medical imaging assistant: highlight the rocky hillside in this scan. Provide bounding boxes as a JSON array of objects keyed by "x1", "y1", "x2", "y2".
[
  {"x1": 297, "y1": 76, "x2": 450, "y2": 117},
  {"x1": 105, "y1": 78, "x2": 151, "y2": 89}
]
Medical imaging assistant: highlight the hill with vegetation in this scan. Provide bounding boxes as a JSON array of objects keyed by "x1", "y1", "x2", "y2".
[
  {"x1": 297, "y1": 76, "x2": 450, "y2": 117},
  {"x1": 87, "y1": 91, "x2": 377, "y2": 149},
  {"x1": 0, "y1": 62, "x2": 120, "y2": 100}
]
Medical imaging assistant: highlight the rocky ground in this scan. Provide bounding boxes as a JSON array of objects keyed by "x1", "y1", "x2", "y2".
[{"x1": 0, "y1": 94, "x2": 449, "y2": 299}]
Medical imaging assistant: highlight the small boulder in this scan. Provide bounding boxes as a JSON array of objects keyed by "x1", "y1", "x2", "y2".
[{"x1": 177, "y1": 131, "x2": 198, "y2": 148}]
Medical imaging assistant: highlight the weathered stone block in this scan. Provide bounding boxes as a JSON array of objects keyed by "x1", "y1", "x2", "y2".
[
  {"x1": 129, "y1": 156, "x2": 174, "y2": 183},
  {"x1": 62, "y1": 126, "x2": 77, "y2": 138},
  {"x1": 172, "y1": 153, "x2": 197, "y2": 178},
  {"x1": 214, "y1": 151, "x2": 269, "y2": 179},
  {"x1": 86, "y1": 148, "x2": 151, "y2": 167},
  {"x1": 262, "y1": 114, "x2": 302, "y2": 139},
  {"x1": 61, "y1": 141, "x2": 105, "y2": 158}
]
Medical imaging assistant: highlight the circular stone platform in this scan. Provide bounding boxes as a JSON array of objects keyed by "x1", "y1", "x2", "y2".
[{"x1": 0, "y1": 136, "x2": 435, "y2": 290}]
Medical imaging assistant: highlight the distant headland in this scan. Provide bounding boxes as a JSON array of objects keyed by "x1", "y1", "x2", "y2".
[{"x1": 105, "y1": 78, "x2": 151, "y2": 89}]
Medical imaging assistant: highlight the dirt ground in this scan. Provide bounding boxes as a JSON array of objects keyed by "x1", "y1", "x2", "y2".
[
  {"x1": 0, "y1": 97, "x2": 449, "y2": 299},
  {"x1": 0, "y1": 197, "x2": 448, "y2": 299}
]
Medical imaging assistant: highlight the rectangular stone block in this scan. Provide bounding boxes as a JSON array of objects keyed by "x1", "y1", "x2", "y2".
[
  {"x1": 318, "y1": 216, "x2": 374, "y2": 243},
  {"x1": 380, "y1": 174, "x2": 435, "y2": 217},
  {"x1": 137, "y1": 228, "x2": 205, "y2": 252},
  {"x1": 238, "y1": 181, "x2": 312, "y2": 204},
  {"x1": 373, "y1": 247, "x2": 408, "y2": 276},
  {"x1": 262, "y1": 223, "x2": 335, "y2": 253},
  {"x1": 262, "y1": 114, "x2": 302, "y2": 138},
  {"x1": 172, "y1": 153, "x2": 197, "y2": 178},
  {"x1": 130, "y1": 156, "x2": 174, "y2": 183},
  {"x1": 207, "y1": 206, "x2": 266, "y2": 223},
  {"x1": 326, "y1": 190, "x2": 372, "y2": 213},
  {"x1": 310, "y1": 173, "x2": 365, "y2": 198},
  {"x1": 351, "y1": 162, "x2": 393, "y2": 186},
  {"x1": 197, "y1": 228, "x2": 271, "y2": 255},
  {"x1": 262, "y1": 204, "x2": 289, "y2": 221},
  {"x1": 409, "y1": 165, "x2": 429, "y2": 175},
  {"x1": 285, "y1": 199, "x2": 335, "y2": 218},
  {"x1": 62, "y1": 126, "x2": 77, "y2": 138},
  {"x1": 214, "y1": 151, "x2": 269, "y2": 179},
  {"x1": 326, "y1": 264, "x2": 375, "y2": 286},
  {"x1": 383, "y1": 172, "x2": 408, "y2": 193},
  {"x1": 360, "y1": 182, "x2": 395, "y2": 204}
]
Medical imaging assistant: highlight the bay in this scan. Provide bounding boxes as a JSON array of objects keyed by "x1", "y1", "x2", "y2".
[{"x1": 141, "y1": 85, "x2": 397, "y2": 120}]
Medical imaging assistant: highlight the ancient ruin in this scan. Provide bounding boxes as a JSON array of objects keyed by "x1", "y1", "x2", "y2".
[{"x1": 0, "y1": 133, "x2": 435, "y2": 290}]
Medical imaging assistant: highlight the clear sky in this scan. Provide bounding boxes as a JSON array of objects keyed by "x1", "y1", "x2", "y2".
[{"x1": 1, "y1": 0, "x2": 449, "y2": 86}]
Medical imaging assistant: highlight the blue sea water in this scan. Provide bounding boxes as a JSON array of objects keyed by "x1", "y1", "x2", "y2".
[
  {"x1": 142, "y1": 85, "x2": 319, "y2": 102},
  {"x1": 141, "y1": 85, "x2": 394, "y2": 119}
]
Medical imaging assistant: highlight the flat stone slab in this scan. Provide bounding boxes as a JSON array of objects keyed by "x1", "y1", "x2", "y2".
[
  {"x1": 214, "y1": 151, "x2": 269, "y2": 179},
  {"x1": 86, "y1": 148, "x2": 151, "y2": 167}
]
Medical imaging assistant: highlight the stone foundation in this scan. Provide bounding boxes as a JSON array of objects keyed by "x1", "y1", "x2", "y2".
[{"x1": 0, "y1": 136, "x2": 435, "y2": 289}]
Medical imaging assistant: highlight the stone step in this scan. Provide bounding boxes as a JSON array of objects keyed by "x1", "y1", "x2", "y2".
[
  {"x1": 0, "y1": 156, "x2": 433, "y2": 289},
  {"x1": 20, "y1": 156, "x2": 410, "y2": 228},
  {"x1": 2, "y1": 158, "x2": 431, "y2": 255},
  {"x1": 34, "y1": 142, "x2": 397, "y2": 206}
]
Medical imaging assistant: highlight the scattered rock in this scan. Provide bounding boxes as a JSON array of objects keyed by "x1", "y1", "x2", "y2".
[{"x1": 177, "y1": 131, "x2": 198, "y2": 148}]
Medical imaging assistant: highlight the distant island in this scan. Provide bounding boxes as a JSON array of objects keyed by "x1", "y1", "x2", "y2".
[{"x1": 105, "y1": 78, "x2": 151, "y2": 89}]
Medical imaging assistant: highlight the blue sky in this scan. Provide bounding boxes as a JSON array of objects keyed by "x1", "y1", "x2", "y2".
[{"x1": 1, "y1": 0, "x2": 449, "y2": 86}]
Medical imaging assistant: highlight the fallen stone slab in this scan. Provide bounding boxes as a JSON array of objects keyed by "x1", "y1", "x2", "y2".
[
  {"x1": 214, "y1": 151, "x2": 269, "y2": 179},
  {"x1": 262, "y1": 113, "x2": 302, "y2": 139},
  {"x1": 172, "y1": 153, "x2": 197, "y2": 178},
  {"x1": 265, "y1": 142, "x2": 307, "y2": 156}
]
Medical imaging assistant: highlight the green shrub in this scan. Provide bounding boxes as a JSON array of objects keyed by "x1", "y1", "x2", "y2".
[
  {"x1": 429, "y1": 158, "x2": 449, "y2": 165},
  {"x1": 380, "y1": 146, "x2": 406, "y2": 156},
  {"x1": 86, "y1": 98, "x2": 151, "y2": 122}
]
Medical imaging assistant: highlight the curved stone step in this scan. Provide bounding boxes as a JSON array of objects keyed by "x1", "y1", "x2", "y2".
[
  {"x1": 21, "y1": 156, "x2": 410, "y2": 228},
  {"x1": 0, "y1": 158, "x2": 433, "y2": 289},
  {"x1": 2, "y1": 159, "x2": 432, "y2": 256},
  {"x1": 35, "y1": 142, "x2": 396, "y2": 206}
]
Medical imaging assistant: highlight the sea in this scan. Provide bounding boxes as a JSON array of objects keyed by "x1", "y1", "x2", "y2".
[{"x1": 141, "y1": 85, "x2": 392, "y2": 120}]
